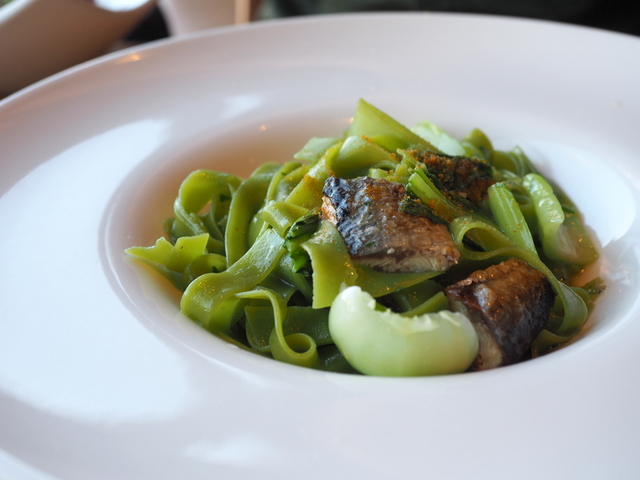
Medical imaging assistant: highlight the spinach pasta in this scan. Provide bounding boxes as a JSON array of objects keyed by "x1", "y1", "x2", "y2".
[{"x1": 127, "y1": 100, "x2": 603, "y2": 376}]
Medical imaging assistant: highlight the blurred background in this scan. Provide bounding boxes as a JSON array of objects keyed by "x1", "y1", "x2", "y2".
[
  {"x1": 145, "y1": 0, "x2": 640, "y2": 40},
  {"x1": 1, "y1": 0, "x2": 638, "y2": 98}
]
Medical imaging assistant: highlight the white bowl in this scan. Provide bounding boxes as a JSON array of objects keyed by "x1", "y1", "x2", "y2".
[{"x1": 1, "y1": 13, "x2": 639, "y2": 480}]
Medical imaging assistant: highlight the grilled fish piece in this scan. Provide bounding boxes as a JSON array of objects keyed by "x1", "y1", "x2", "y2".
[
  {"x1": 445, "y1": 258, "x2": 555, "y2": 370},
  {"x1": 408, "y1": 151, "x2": 494, "y2": 205},
  {"x1": 321, "y1": 176, "x2": 460, "y2": 273}
]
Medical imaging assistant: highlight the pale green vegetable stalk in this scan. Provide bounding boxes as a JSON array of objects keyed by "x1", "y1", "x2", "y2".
[
  {"x1": 488, "y1": 182, "x2": 537, "y2": 254},
  {"x1": 411, "y1": 120, "x2": 466, "y2": 156},
  {"x1": 346, "y1": 99, "x2": 438, "y2": 152},
  {"x1": 523, "y1": 173, "x2": 598, "y2": 266},
  {"x1": 329, "y1": 286, "x2": 479, "y2": 376}
]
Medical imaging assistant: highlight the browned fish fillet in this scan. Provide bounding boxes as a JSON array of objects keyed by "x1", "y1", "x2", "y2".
[
  {"x1": 408, "y1": 151, "x2": 495, "y2": 205},
  {"x1": 445, "y1": 258, "x2": 555, "y2": 370},
  {"x1": 321, "y1": 176, "x2": 460, "y2": 273}
]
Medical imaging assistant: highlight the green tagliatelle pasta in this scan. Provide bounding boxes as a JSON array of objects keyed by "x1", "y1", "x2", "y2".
[{"x1": 127, "y1": 99, "x2": 604, "y2": 375}]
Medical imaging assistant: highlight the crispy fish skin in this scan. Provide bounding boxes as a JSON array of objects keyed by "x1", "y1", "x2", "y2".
[
  {"x1": 445, "y1": 258, "x2": 555, "y2": 370},
  {"x1": 408, "y1": 151, "x2": 495, "y2": 205},
  {"x1": 321, "y1": 176, "x2": 460, "y2": 273}
]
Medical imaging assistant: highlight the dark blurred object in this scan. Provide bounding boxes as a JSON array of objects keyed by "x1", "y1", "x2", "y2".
[
  {"x1": 571, "y1": 0, "x2": 640, "y2": 36},
  {"x1": 257, "y1": 0, "x2": 640, "y2": 36},
  {"x1": 126, "y1": 5, "x2": 169, "y2": 42},
  {"x1": 124, "y1": 2, "x2": 640, "y2": 42}
]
